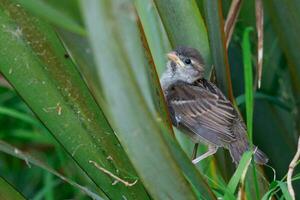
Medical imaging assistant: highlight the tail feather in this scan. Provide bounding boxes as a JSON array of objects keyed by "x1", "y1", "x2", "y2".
[
  {"x1": 228, "y1": 143, "x2": 245, "y2": 165},
  {"x1": 229, "y1": 143, "x2": 268, "y2": 165},
  {"x1": 253, "y1": 147, "x2": 269, "y2": 165}
]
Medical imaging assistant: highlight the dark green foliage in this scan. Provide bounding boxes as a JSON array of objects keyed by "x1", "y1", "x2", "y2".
[{"x1": 0, "y1": 0, "x2": 299, "y2": 199}]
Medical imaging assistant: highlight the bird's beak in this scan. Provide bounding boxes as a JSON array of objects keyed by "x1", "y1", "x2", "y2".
[{"x1": 167, "y1": 52, "x2": 185, "y2": 67}]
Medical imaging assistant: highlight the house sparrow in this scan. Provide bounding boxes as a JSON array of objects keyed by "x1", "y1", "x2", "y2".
[{"x1": 160, "y1": 46, "x2": 268, "y2": 165}]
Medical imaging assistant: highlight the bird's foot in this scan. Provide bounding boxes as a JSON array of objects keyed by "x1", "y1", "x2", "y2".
[{"x1": 192, "y1": 145, "x2": 218, "y2": 164}]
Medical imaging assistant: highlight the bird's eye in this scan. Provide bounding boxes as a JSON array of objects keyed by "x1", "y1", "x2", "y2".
[{"x1": 184, "y1": 58, "x2": 191, "y2": 64}]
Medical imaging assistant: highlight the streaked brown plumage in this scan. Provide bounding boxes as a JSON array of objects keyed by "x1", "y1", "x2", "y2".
[{"x1": 160, "y1": 46, "x2": 268, "y2": 165}]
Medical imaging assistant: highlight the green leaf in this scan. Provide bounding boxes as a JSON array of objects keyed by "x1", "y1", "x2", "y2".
[
  {"x1": 278, "y1": 182, "x2": 292, "y2": 200},
  {"x1": 154, "y1": 0, "x2": 212, "y2": 77},
  {"x1": 242, "y1": 26, "x2": 261, "y2": 200},
  {"x1": 0, "y1": 176, "x2": 25, "y2": 200},
  {"x1": 261, "y1": 181, "x2": 279, "y2": 200},
  {"x1": 43, "y1": 172, "x2": 54, "y2": 200},
  {"x1": 11, "y1": 0, "x2": 85, "y2": 35},
  {"x1": 134, "y1": 0, "x2": 171, "y2": 75},
  {"x1": 242, "y1": 27, "x2": 254, "y2": 142},
  {"x1": 223, "y1": 151, "x2": 252, "y2": 199},
  {"x1": 32, "y1": 180, "x2": 60, "y2": 200},
  {"x1": 0, "y1": 1, "x2": 149, "y2": 199},
  {"x1": 55, "y1": 30, "x2": 104, "y2": 102},
  {"x1": 0, "y1": 106, "x2": 40, "y2": 126},
  {"x1": 203, "y1": 0, "x2": 233, "y2": 100}
]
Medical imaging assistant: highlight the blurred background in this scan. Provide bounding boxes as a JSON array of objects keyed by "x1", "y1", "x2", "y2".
[{"x1": 0, "y1": 0, "x2": 299, "y2": 199}]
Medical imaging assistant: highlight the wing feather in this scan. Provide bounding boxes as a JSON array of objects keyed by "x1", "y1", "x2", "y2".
[{"x1": 167, "y1": 81, "x2": 237, "y2": 146}]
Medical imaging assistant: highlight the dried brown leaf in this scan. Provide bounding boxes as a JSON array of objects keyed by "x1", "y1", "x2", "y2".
[
  {"x1": 224, "y1": 0, "x2": 243, "y2": 49},
  {"x1": 256, "y1": 0, "x2": 264, "y2": 88}
]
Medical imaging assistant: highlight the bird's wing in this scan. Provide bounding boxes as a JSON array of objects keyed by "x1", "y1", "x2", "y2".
[{"x1": 168, "y1": 83, "x2": 237, "y2": 145}]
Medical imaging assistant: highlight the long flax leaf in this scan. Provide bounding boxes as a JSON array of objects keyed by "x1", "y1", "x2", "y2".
[
  {"x1": 242, "y1": 27, "x2": 254, "y2": 146},
  {"x1": 0, "y1": 177, "x2": 25, "y2": 200},
  {"x1": 223, "y1": 151, "x2": 252, "y2": 199},
  {"x1": 0, "y1": 106, "x2": 40, "y2": 126},
  {"x1": 10, "y1": 0, "x2": 85, "y2": 35},
  {"x1": 203, "y1": 0, "x2": 234, "y2": 101},
  {"x1": 242, "y1": 27, "x2": 260, "y2": 199},
  {"x1": 0, "y1": 1, "x2": 148, "y2": 199}
]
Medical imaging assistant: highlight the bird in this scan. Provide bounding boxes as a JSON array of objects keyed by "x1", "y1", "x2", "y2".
[{"x1": 160, "y1": 46, "x2": 268, "y2": 165}]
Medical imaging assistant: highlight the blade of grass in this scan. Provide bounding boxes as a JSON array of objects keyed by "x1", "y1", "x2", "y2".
[
  {"x1": 0, "y1": 176, "x2": 26, "y2": 200},
  {"x1": 44, "y1": 172, "x2": 54, "y2": 200},
  {"x1": 242, "y1": 27, "x2": 255, "y2": 146},
  {"x1": 2, "y1": 129, "x2": 55, "y2": 144},
  {"x1": 293, "y1": 174, "x2": 300, "y2": 181},
  {"x1": 223, "y1": 151, "x2": 252, "y2": 199},
  {"x1": 0, "y1": 106, "x2": 40, "y2": 126},
  {"x1": 33, "y1": 180, "x2": 60, "y2": 200},
  {"x1": 262, "y1": 172, "x2": 300, "y2": 200},
  {"x1": 262, "y1": 181, "x2": 279, "y2": 200},
  {"x1": 278, "y1": 181, "x2": 293, "y2": 200},
  {"x1": 0, "y1": 1, "x2": 149, "y2": 199},
  {"x1": 153, "y1": 0, "x2": 212, "y2": 77},
  {"x1": 203, "y1": 0, "x2": 234, "y2": 101},
  {"x1": 242, "y1": 26, "x2": 260, "y2": 199}
]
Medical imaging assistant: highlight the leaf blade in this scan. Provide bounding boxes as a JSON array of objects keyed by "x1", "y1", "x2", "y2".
[
  {"x1": 0, "y1": 1, "x2": 149, "y2": 199},
  {"x1": 203, "y1": 0, "x2": 234, "y2": 100},
  {"x1": 154, "y1": 0, "x2": 212, "y2": 76},
  {"x1": 223, "y1": 151, "x2": 253, "y2": 199},
  {"x1": 0, "y1": 176, "x2": 26, "y2": 200},
  {"x1": 11, "y1": 0, "x2": 86, "y2": 35}
]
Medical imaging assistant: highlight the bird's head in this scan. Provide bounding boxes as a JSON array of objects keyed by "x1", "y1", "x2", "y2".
[{"x1": 161, "y1": 46, "x2": 205, "y2": 89}]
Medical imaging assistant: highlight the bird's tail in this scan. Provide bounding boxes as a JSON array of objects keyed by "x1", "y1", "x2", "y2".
[
  {"x1": 253, "y1": 147, "x2": 269, "y2": 165},
  {"x1": 229, "y1": 142, "x2": 268, "y2": 165}
]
